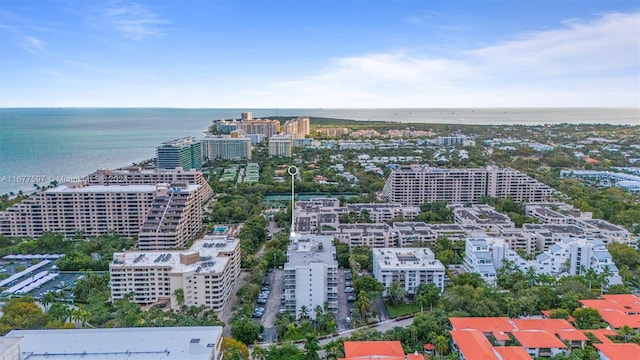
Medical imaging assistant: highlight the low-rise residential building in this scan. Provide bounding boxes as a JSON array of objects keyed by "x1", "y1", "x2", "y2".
[
  {"x1": 284, "y1": 235, "x2": 338, "y2": 318},
  {"x1": 1, "y1": 327, "x2": 223, "y2": 360},
  {"x1": 340, "y1": 341, "x2": 423, "y2": 360},
  {"x1": 330, "y1": 223, "x2": 395, "y2": 248},
  {"x1": 392, "y1": 222, "x2": 438, "y2": 247},
  {"x1": 345, "y1": 203, "x2": 420, "y2": 223},
  {"x1": 463, "y1": 237, "x2": 623, "y2": 286},
  {"x1": 373, "y1": 248, "x2": 445, "y2": 295},
  {"x1": 579, "y1": 294, "x2": 640, "y2": 332},
  {"x1": 110, "y1": 235, "x2": 241, "y2": 312},
  {"x1": 453, "y1": 205, "x2": 515, "y2": 230},
  {"x1": 449, "y1": 317, "x2": 591, "y2": 359}
]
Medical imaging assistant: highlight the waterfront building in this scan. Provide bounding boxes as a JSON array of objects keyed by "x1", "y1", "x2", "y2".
[
  {"x1": 239, "y1": 119, "x2": 280, "y2": 137},
  {"x1": 268, "y1": 134, "x2": 293, "y2": 157},
  {"x1": 372, "y1": 247, "x2": 445, "y2": 295},
  {"x1": 213, "y1": 119, "x2": 239, "y2": 134},
  {"x1": 1, "y1": 327, "x2": 223, "y2": 360},
  {"x1": 241, "y1": 112, "x2": 252, "y2": 121},
  {"x1": 283, "y1": 235, "x2": 338, "y2": 318},
  {"x1": 382, "y1": 165, "x2": 553, "y2": 206},
  {"x1": 201, "y1": 135, "x2": 252, "y2": 161},
  {"x1": 283, "y1": 116, "x2": 310, "y2": 139},
  {"x1": 157, "y1": 137, "x2": 202, "y2": 171},
  {"x1": 110, "y1": 235, "x2": 240, "y2": 311},
  {"x1": 0, "y1": 169, "x2": 211, "y2": 246}
]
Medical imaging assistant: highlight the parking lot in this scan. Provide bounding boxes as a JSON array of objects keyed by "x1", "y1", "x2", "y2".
[{"x1": 0, "y1": 259, "x2": 87, "y2": 301}]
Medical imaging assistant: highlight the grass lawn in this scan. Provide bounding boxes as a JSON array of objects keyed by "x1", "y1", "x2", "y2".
[{"x1": 385, "y1": 302, "x2": 420, "y2": 318}]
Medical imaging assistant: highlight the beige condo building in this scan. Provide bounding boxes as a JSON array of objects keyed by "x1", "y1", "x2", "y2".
[{"x1": 110, "y1": 235, "x2": 241, "y2": 312}]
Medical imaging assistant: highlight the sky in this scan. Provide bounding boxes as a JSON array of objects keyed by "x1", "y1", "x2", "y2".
[{"x1": 1, "y1": 0, "x2": 639, "y2": 108}]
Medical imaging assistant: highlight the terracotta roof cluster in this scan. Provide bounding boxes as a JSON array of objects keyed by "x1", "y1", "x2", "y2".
[
  {"x1": 340, "y1": 341, "x2": 423, "y2": 360},
  {"x1": 579, "y1": 294, "x2": 640, "y2": 329},
  {"x1": 449, "y1": 317, "x2": 591, "y2": 360}
]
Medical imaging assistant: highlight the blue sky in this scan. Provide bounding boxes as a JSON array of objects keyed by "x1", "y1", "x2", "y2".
[{"x1": 1, "y1": 0, "x2": 639, "y2": 108}]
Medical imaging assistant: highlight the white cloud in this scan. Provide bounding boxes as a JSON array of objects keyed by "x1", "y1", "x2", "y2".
[
  {"x1": 101, "y1": 2, "x2": 166, "y2": 40},
  {"x1": 249, "y1": 12, "x2": 640, "y2": 107},
  {"x1": 20, "y1": 36, "x2": 45, "y2": 54}
]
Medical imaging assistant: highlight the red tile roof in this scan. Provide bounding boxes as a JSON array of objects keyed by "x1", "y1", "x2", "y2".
[
  {"x1": 599, "y1": 309, "x2": 640, "y2": 329},
  {"x1": 556, "y1": 329, "x2": 589, "y2": 341},
  {"x1": 512, "y1": 331, "x2": 567, "y2": 349},
  {"x1": 601, "y1": 294, "x2": 640, "y2": 312},
  {"x1": 342, "y1": 341, "x2": 406, "y2": 360},
  {"x1": 594, "y1": 343, "x2": 640, "y2": 360},
  {"x1": 581, "y1": 329, "x2": 616, "y2": 344},
  {"x1": 449, "y1": 317, "x2": 513, "y2": 333},
  {"x1": 512, "y1": 319, "x2": 574, "y2": 332},
  {"x1": 492, "y1": 347, "x2": 533, "y2": 360},
  {"x1": 450, "y1": 330, "x2": 499, "y2": 360}
]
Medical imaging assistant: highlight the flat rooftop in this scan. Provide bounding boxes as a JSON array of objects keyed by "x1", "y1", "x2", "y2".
[
  {"x1": 4, "y1": 327, "x2": 223, "y2": 360},
  {"x1": 45, "y1": 184, "x2": 200, "y2": 194},
  {"x1": 374, "y1": 248, "x2": 445, "y2": 271},
  {"x1": 285, "y1": 235, "x2": 337, "y2": 268},
  {"x1": 112, "y1": 236, "x2": 237, "y2": 274}
]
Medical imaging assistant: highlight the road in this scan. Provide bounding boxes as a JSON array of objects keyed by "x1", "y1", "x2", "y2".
[{"x1": 250, "y1": 316, "x2": 415, "y2": 355}]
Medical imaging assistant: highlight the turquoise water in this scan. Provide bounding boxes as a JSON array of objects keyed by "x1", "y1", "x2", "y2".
[{"x1": 1, "y1": 107, "x2": 638, "y2": 194}]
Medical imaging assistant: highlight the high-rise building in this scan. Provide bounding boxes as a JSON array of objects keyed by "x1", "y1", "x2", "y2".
[
  {"x1": 0, "y1": 169, "x2": 212, "y2": 247},
  {"x1": 382, "y1": 165, "x2": 552, "y2": 206},
  {"x1": 283, "y1": 117, "x2": 310, "y2": 139},
  {"x1": 283, "y1": 235, "x2": 338, "y2": 318},
  {"x1": 110, "y1": 236, "x2": 241, "y2": 311},
  {"x1": 157, "y1": 137, "x2": 202, "y2": 171},
  {"x1": 201, "y1": 135, "x2": 252, "y2": 161},
  {"x1": 241, "y1": 112, "x2": 253, "y2": 121},
  {"x1": 239, "y1": 119, "x2": 280, "y2": 137},
  {"x1": 268, "y1": 134, "x2": 293, "y2": 157}
]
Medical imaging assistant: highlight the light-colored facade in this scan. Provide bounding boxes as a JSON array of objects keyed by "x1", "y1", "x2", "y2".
[
  {"x1": 392, "y1": 222, "x2": 438, "y2": 247},
  {"x1": 201, "y1": 135, "x2": 252, "y2": 161},
  {"x1": 316, "y1": 127, "x2": 348, "y2": 137},
  {"x1": 453, "y1": 205, "x2": 515, "y2": 231},
  {"x1": 137, "y1": 185, "x2": 203, "y2": 250},
  {"x1": 283, "y1": 235, "x2": 338, "y2": 318},
  {"x1": 373, "y1": 248, "x2": 445, "y2": 295},
  {"x1": 110, "y1": 235, "x2": 240, "y2": 312},
  {"x1": 330, "y1": 223, "x2": 395, "y2": 248},
  {"x1": 382, "y1": 165, "x2": 552, "y2": 206},
  {"x1": 157, "y1": 137, "x2": 202, "y2": 171},
  {"x1": 0, "y1": 169, "x2": 211, "y2": 243},
  {"x1": 2, "y1": 327, "x2": 223, "y2": 360},
  {"x1": 268, "y1": 134, "x2": 293, "y2": 158},
  {"x1": 239, "y1": 119, "x2": 280, "y2": 137},
  {"x1": 464, "y1": 237, "x2": 623, "y2": 286},
  {"x1": 283, "y1": 116, "x2": 310, "y2": 139}
]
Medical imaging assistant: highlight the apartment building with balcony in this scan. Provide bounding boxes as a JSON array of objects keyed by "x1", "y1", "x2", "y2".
[
  {"x1": 156, "y1": 137, "x2": 202, "y2": 171},
  {"x1": 201, "y1": 135, "x2": 252, "y2": 161},
  {"x1": 110, "y1": 235, "x2": 240, "y2": 312},
  {"x1": 268, "y1": 134, "x2": 293, "y2": 157},
  {"x1": 373, "y1": 248, "x2": 445, "y2": 295},
  {"x1": 137, "y1": 185, "x2": 203, "y2": 250},
  {"x1": 239, "y1": 119, "x2": 280, "y2": 137},
  {"x1": 382, "y1": 165, "x2": 552, "y2": 206},
  {"x1": 283, "y1": 235, "x2": 338, "y2": 318},
  {"x1": 283, "y1": 116, "x2": 310, "y2": 139},
  {"x1": 330, "y1": 223, "x2": 396, "y2": 248},
  {"x1": 391, "y1": 222, "x2": 438, "y2": 247},
  {"x1": 453, "y1": 204, "x2": 515, "y2": 231}
]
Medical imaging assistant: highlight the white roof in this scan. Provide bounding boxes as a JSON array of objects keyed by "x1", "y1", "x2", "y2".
[{"x1": 4, "y1": 326, "x2": 223, "y2": 359}]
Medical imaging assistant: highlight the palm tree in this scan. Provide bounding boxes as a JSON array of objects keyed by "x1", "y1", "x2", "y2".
[
  {"x1": 355, "y1": 291, "x2": 373, "y2": 321},
  {"x1": 599, "y1": 265, "x2": 612, "y2": 294},
  {"x1": 40, "y1": 292, "x2": 57, "y2": 312},
  {"x1": 303, "y1": 334, "x2": 321, "y2": 360},
  {"x1": 173, "y1": 289, "x2": 184, "y2": 308},
  {"x1": 434, "y1": 335, "x2": 449, "y2": 359},
  {"x1": 525, "y1": 267, "x2": 537, "y2": 289},
  {"x1": 299, "y1": 305, "x2": 310, "y2": 322},
  {"x1": 585, "y1": 268, "x2": 598, "y2": 290},
  {"x1": 251, "y1": 346, "x2": 267, "y2": 360}
]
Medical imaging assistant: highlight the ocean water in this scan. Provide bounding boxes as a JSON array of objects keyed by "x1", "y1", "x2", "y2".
[{"x1": 1, "y1": 107, "x2": 638, "y2": 195}]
